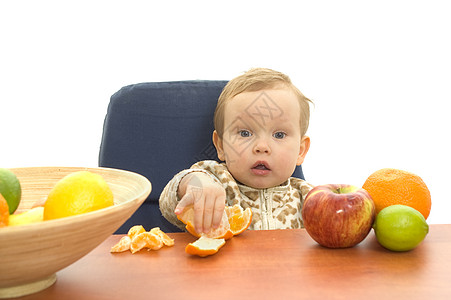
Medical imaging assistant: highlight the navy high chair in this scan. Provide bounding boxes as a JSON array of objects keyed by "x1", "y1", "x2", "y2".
[{"x1": 99, "y1": 80, "x2": 305, "y2": 233}]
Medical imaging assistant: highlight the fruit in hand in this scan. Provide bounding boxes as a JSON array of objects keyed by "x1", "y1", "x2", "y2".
[
  {"x1": 178, "y1": 204, "x2": 252, "y2": 257},
  {"x1": 301, "y1": 184, "x2": 375, "y2": 248},
  {"x1": 178, "y1": 204, "x2": 233, "y2": 239},
  {"x1": 373, "y1": 205, "x2": 429, "y2": 251},
  {"x1": 177, "y1": 203, "x2": 252, "y2": 239},
  {"x1": 0, "y1": 168, "x2": 22, "y2": 214},
  {"x1": 44, "y1": 171, "x2": 114, "y2": 220}
]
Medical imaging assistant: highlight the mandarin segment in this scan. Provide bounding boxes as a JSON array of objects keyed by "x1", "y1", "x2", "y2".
[
  {"x1": 362, "y1": 168, "x2": 431, "y2": 219},
  {"x1": 110, "y1": 236, "x2": 132, "y2": 253},
  {"x1": 130, "y1": 233, "x2": 148, "y2": 254},
  {"x1": 142, "y1": 232, "x2": 164, "y2": 250},
  {"x1": 111, "y1": 226, "x2": 173, "y2": 254},
  {"x1": 127, "y1": 225, "x2": 146, "y2": 240},
  {"x1": 150, "y1": 227, "x2": 175, "y2": 246},
  {"x1": 130, "y1": 232, "x2": 164, "y2": 253}
]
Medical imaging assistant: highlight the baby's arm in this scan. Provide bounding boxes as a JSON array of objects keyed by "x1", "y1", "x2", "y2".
[{"x1": 175, "y1": 172, "x2": 226, "y2": 234}]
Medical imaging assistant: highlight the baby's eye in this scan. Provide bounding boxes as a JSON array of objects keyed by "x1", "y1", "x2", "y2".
[
  {"x1": 239, "y1": 130, "x2": 252, "y2": 137},
  {"x1": 273, "y1": 132, "x2": 286, "y2": 139}
]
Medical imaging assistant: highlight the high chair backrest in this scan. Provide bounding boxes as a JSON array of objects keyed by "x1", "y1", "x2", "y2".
[{"x1": 99, "y1": 80, "x2": 305, "y2": 233}]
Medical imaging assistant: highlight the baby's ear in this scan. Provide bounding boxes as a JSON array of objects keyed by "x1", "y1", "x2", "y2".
[
  {"x1": 296, "y1": 136, "x2": 310, "y2": 166},
  {"x1": 212, "y1": 130, "x2": 226, "y2": 161}
]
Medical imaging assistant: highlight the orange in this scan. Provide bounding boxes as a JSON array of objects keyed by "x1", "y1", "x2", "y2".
[
  {"x1": 111, "y1": 225, "x2": 174, "y2": 253},
  {"x1": 0, "y1": 194, "x2": 9, "y2": 227},
  {"x1": 185, "y1": 236, "x2": 226, "y2": 257},
  {"x1": 225, "y1": 204, "x2": 253, "y2": 236},
  {"x1": 177, "y1": 204, "x2": 252, "y2": 240},
  {"x1": 177, "y1": 205, "x2": 233, "y2": 239},
  {"x1": 44, "y1": 171, "x2": 114, "y2": 220},
  {"x1": 362, "y1": 168, "x2": 431, "y2": 219}
]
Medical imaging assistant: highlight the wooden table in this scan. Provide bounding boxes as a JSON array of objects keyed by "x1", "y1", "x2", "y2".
[{"x1": 17, "y1": 225, "x2": 451, "y2": 300}]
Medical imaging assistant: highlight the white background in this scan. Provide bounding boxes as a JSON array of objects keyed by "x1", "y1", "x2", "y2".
[{"x1": 1, "y1": 1, "x2": 450, "y2": 224}]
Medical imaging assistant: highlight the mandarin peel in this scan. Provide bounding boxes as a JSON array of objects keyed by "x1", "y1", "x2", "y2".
[{"x1": 185, "y1": 236, "x2": 226, "y2": 257}]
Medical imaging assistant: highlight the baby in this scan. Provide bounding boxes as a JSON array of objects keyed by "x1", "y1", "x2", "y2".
[{"x1": 159, "y1": 68, "x2": 314, "y2": 233}]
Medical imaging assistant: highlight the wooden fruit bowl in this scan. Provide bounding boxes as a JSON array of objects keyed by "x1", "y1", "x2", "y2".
[{"x1": 0, "y1": 167, "x2": 151, "y2": 298}]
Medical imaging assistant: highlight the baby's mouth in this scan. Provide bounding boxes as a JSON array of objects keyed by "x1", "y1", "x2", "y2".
[{"x1": 251, "y1": 161, "x2": 271, "y2": 171}]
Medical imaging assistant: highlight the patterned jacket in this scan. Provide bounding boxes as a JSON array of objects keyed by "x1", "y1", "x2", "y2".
[{"x1": 159, "y1": 160, "x2": 314, "y2": 231}]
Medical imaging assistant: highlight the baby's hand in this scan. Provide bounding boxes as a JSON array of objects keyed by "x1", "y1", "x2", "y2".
[{"x1": 175, "y1": 172, "x2": 226, "y2": 234}]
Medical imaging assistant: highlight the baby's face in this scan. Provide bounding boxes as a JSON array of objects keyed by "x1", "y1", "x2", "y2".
[{"x1": 214, "y1": 87, "x2": 309, "y2": 189}]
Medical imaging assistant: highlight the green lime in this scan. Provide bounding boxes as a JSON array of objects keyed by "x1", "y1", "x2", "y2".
[
  {"x1": 0, "y1": 168, "x2": 22, "y2": 214},
  {"x1": 373, "y1": 204, "x2": 429, "y2": 251}
]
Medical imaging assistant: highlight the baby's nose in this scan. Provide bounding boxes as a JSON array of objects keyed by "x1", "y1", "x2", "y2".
[{"x1": 253, "y1": 139, "x2": 271, "y2": 154}]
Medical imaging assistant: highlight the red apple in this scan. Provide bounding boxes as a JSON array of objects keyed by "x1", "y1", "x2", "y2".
[{"x1": 301, "y1": 184, "x2": 375, "y2": 248}]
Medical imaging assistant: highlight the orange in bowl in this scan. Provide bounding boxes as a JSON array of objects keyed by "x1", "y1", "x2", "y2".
[
  {"x1": 0, "y1": 195, "x2": 8, "y2": 227},
  {"x1": 0, "y1": 167, "x2": 151, "y2": 299}
]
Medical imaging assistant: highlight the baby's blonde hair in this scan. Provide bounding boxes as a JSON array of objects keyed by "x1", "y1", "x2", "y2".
[{"x1": 214, "y1": 68, "x2": 312, "y2": 138}]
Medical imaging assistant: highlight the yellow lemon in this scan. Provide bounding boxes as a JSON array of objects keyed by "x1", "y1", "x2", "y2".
[
  {"x1": 44, "y1": 171, "x2": 114, "y2": 220},
  {"x1": 9, "y1": 207, "x2": 44, "y2": 226},
  {"x1": 373, "y1": 204, "x2": 429, "y2": 252}
]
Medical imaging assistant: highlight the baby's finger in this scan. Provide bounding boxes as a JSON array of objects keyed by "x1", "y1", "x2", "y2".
[
  {"x1": 175, "y1": 192, "x2": 194, "y2": 215},
  {"x1": 211, "y1": 198, "x2": 226, "y2": 229},
  {"x1": 193, "y1": 197, "x2": 205, "y2": 234},
  {"x1": 202, "y1": 197, "x2": 216, "y2": 233}
]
